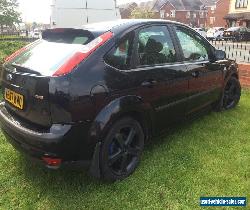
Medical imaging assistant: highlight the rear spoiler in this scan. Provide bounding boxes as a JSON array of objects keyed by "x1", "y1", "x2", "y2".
[{"x1": 42, "y1": 28, "x2": 94, "y2": 40}]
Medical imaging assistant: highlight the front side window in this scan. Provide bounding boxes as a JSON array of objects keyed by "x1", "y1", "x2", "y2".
[
  {"x1": 175, "y1": 26, "x2": 209, "y2": 62},
  {"x1": 105, "y1": 32, "x2": 134, "y2": 70},
  {"x1": 137, "y1": 25, "x2": 177, "y2": 66}
]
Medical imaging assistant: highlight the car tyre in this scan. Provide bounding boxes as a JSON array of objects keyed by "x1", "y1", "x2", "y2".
[
  {"x1": 100, "y1": 117, "x2": 145, "y2": 182},
  {"x1": 214, "y1": 77, "x2": 241, "y2": 111}
]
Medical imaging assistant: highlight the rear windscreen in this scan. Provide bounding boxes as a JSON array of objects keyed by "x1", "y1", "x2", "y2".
[
  {"x1": 42, "y1": 29, "x2": 94, "y2": 44},
  {"x1": 8, "y1": 40, "x2": 88, "y2": 76}
]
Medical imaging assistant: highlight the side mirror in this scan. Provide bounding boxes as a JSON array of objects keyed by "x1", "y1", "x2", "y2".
[{"x1": 215, "y1": 49, "x2": 226, "y2": 60}]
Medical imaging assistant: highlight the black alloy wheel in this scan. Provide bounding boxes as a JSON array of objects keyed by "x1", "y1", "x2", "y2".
[
  {"x1": 223, "y1": 77, "x2": 241, "y2": 110},
  {"x1": 100, "y1": 117, "x2": 144, "y2": 181}
]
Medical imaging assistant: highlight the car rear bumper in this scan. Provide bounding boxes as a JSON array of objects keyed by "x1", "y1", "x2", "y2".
[{"x1": 0, "y1": 102, "x2": 94, "y2": 168}]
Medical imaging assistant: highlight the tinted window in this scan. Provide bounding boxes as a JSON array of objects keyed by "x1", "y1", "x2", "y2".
[
  {"x1": 42, "y1": 29, "x2": 94, "y2": 44},
  {"x1": 105, "y1": 32, "x2": 134, "y2": 70},
  {"x1": 8, "y1": 40, "x2": 88, "y2": 76},
  {"x1": 137, "y1": 25, "x2": 177, "y2": 66},
  {"x1": 176, "y1": 26, "x2": 209, "y2": 62}
]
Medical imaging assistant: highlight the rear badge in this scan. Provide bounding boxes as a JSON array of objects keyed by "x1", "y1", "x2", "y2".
[{"x1": 6, "y1": 74, "x2": 13, "y2": 81}]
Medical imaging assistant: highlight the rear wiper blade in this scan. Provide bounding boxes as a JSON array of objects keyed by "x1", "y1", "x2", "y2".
[{"x1": 11, "y1": 64, "x2": 42, "y2": 76}]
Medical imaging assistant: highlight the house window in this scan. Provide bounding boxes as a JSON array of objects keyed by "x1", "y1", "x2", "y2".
[
  {"x1": 210, "y1": 17, "x2": 215, "y2": 25},
  {"x1": 186, "y1": 11, "x2": 190, "y2": 18},
  {"x1": 160, "y1": 10, "x2": 165, "y2": 19},
  {"x1": 199, "y1": 11, "x2": 204, "y2": 18},
  {"x1": 211, "y1": 6, "x2": 216, "y2": 14},
  {"x1": 193, "y1": 13, "x2": 197, "y2": 18},
  {"x1": 170, "y1": 10, "x2": 176, "y2": 18},
  {"x1": 235, "y1": 0, "x2": 248, "y2": 8}
]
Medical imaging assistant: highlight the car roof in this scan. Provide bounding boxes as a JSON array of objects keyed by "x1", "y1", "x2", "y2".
[{"x1": 81, "y1": 19, "x2": 184, "y2": 33}]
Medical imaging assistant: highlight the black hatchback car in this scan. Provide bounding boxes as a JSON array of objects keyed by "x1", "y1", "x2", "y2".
[
  {"x1": 0, "y1": 20, "x2": 241, "y2": 181},
  {"x1": 223, "y1": 26, "x2": 250, "y2": 41}
]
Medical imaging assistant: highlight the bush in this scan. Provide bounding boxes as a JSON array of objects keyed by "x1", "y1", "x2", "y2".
[
  {"x1": 0, "y1": 41, "x2": 28, "y2": 77},
  {"x1": 0, "y1": 41, "x2": 28, "y2": 62}
]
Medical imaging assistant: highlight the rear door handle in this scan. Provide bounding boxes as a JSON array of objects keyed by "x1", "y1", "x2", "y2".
[{"x1": 141, "y1": 79, "x2": 157, "y2": 87}]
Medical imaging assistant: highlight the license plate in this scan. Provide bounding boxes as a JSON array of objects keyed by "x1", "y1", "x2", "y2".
[{"x1": 4, "y1": 88, "x2": 24, "y2": 110}]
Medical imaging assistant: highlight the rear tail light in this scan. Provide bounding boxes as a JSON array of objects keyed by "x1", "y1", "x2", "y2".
[{"x1": 52, "y1": 31, "x2": 113, "y2": 77}]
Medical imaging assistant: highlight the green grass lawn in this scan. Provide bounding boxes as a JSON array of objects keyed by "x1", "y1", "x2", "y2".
[{"x1": 0, "y1": 91, "x2": 249, "y2": 210}]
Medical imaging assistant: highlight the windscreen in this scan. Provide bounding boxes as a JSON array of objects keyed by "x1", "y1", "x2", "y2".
[{"x1": 8, "y1": 40, "x2": 89, "y2": 76}]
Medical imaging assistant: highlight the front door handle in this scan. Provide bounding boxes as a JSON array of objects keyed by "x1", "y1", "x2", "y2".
[
  {"x1": 191, "y1": 71, "x2": 200, "y2": 78},
  {"x1": 141, "y1": 79, "x2": 157, "y2": 88}
]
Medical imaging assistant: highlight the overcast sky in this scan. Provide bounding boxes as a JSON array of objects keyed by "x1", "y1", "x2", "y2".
[{"x1": 18, "y1": 0, "x2": 146, "y2": 24}]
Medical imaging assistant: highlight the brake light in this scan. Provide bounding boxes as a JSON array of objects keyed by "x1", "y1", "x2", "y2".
[
  {"x1": 5, "y1": 46, "x2": 27, "y2": 62},
  {"x1": 52, "y1": 31, "x2": 113, "y2": 77}
]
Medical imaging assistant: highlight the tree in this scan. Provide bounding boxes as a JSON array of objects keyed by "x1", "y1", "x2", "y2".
[
  {"x1": 130, "y1": 7, "x2": 155, "y2": 19},
  {"x1": 0, "y1": 0, "x2": 21, "y2": 32}
]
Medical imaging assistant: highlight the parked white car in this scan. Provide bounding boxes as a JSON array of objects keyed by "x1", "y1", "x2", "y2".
[
  {"x1": 30, "y1": 29, "x2": 41, "y2": 39},
  {"x1": 206, "y1": 27, "x2": 225, "y2": 40},
  {"x1": 193, "y1": 28, "x2": 207, "y2": 37}
]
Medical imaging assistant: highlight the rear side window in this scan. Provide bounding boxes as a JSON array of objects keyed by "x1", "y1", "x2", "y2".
[
  {"x1": 105, "y1": 32, "x2": 134, "y2": 70},
  {"x1": 137, "y1": 25, "x2": 177, "y2": 66},
  {"x1": 175, "y1": 26, "x2": 210, "y2": 62},
  {"x1": 42, "y1": 29, "x2": 94, "y2": 44}
]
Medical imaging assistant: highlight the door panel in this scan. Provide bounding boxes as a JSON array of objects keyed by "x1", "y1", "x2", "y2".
[
  {"x1": 174, "y1": 26, "x2": 223, "y2": 115},
  {"x1": 103, "y1": 64, "x2": 189, "y2": 135},
  {"x1": 126, "y1": 65, "x2": 189, "y2": 133},
  {"x1": 186, "y1": 62, "x2": 223, "y2": 114}
]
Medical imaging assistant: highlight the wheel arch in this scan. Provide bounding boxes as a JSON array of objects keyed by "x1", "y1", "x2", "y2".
[
  {"x1": 89, "y1": 95, "x2": 153, "y2": 145},
  {"x1": 230, "y1": 73, "x2": 238, "y2": 79},
  {"x1": 224, "y1": 62, "x2": 240, "y2": 85}
]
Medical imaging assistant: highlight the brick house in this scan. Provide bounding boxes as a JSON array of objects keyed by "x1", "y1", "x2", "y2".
[
  {"x1": 204, "y1": 0, "x2": 230, "y2": 28},
  {"x1": 224, "y1": 0, "x2": 250, "y2": 27},
  {"x1": 152, "y1": 0, "x2": 207, "y2": 27}
]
